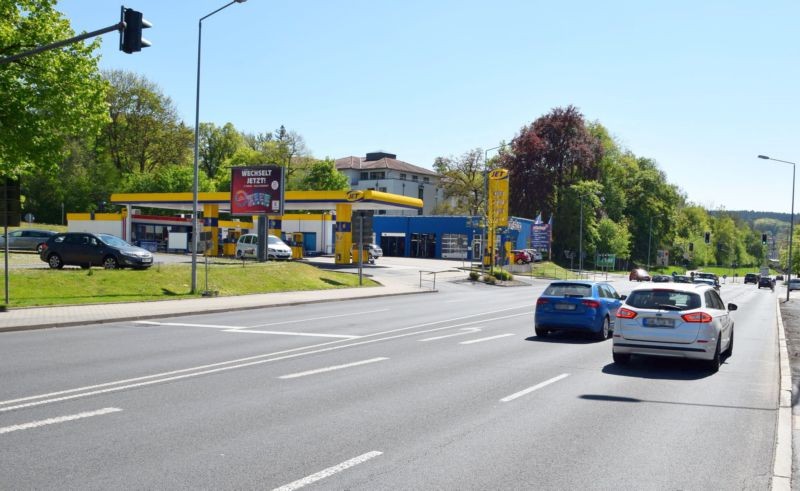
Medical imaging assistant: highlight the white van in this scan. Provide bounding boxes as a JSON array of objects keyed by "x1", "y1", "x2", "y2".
[{"x1": 235, "y1": 234, "x2": 292, "y2": 260}]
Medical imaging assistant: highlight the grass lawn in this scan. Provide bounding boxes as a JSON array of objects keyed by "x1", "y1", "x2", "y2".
[{"x1": 3, "y1": 261, "x2": 378, "y2": 308}]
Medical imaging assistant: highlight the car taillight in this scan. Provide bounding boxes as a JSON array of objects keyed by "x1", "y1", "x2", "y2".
[
  {"x1": 616, "y1": 308, "x2": 637, "y2": 319},
  {"x1": 536, "y1": 298, "x2": 549, "y2": 305},
  {"x1": 581, "y1": 299, "x2": 600, "y2": 308},
  {"x1": 681, "y1": 312, "x2": 713, "y2": 323}
]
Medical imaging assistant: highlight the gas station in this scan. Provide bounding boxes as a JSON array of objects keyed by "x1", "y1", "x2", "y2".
[{"x1": 106, "y1": 189, "x2": 422, "y2": 264}]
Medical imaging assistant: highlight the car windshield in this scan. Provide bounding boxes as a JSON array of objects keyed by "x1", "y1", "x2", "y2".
[
  {"x1": 98, "y1": 234, "x2": 132, "y2": 248},
  {"x1": 542, "y1": 283, "x2": 592, "y2": 298},
  {"x1": 626, "y1": 290, "x2": 701, "y2": 310},
  {"x1": 268, "y1": 236, "x2": 284, "y2": 245}
]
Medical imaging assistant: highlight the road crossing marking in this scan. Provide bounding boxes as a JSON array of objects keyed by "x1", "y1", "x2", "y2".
[
  {"x1": 0, "y1": 407, "x2": 122, "y2": 435},
  {"x1": 272, "y1": 451, "x2": 383, "y2": 491},
  {"x1": 500, "y1": 373, "x2": 570, "y2": 402},
  {"x1": 419, "y1": 327, "x2": 482, "y2": 342},
  {"x1": 278, "y1": 358, "x2": 389, "y2": 379},
  {"x1": 459, "y1": 333, "x2": 515, "y2": 345}
]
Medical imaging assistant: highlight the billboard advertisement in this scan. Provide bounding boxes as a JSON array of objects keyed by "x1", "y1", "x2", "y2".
[
  {"x1": 230, "y1": 166, "x2": 284, "y2": 216},
  {"x1": 531, "y1": 223, "x2": 551, "y2": 250}
]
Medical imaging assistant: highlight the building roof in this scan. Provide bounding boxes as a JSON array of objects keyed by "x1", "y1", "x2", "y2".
[{"x1": 335, "y1": 155, "x2": 438, "y2": 177}]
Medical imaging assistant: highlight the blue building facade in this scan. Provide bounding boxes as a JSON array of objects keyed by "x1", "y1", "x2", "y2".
[{"x1": 372, "y1": 215, "x2": 538, "y2": 260}]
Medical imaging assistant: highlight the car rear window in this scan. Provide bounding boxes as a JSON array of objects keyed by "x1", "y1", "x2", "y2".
[
  {"x1": 626, "y1": 290, "x2": 701, "y2": 311},
  {"x1": 543, "y1": 283, "x2": 592, "y2": 297}
]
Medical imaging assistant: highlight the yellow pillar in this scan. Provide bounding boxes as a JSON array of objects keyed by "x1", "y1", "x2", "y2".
[
  {"x1": 268, "y1": 215, "x2": 282, "y2": 238},
  {"x1": 335, "y1": 203, "x2": 353, "y2": 264},
  {"x1": 203, "y1": 204, "x2": 219, "y2": 256}
]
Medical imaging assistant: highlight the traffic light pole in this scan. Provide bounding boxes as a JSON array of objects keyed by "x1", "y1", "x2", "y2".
[{"x1": 0, "y1": 22, "x2": 123, "y2": 65}]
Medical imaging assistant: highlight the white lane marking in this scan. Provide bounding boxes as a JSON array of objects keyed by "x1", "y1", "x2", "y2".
[
  {"x1": 250, "y1": 309, "x2": 390, "y2": 328},
  {"x1": 278, "y1": 357, "x2": 388, "y2": 379},
  {"x1": 135, "y1": 321, "x2": 247, "y2": 329},
  {"x1": 500, "y1": 374, "x2": 570, "y2": 403},
  {"x1": 1, "y1": 307, "x2": 528, "y2": 412},
  {"x1": 273, "y1": 451, "x2": 382, "y2": 491},
  {"x1": 135, "y1": 309, "x2": 390, "y2": 331},
  {"x1": 222, "y1": 330, "x2": 360, "y2": 339},
  {"x1": 0, "y1": 407, "x2": 122, "y2": 435},
  {"x1": 419, "y1": 327, "x2": 482, "y2": 342},
  {"x1": 460, "y1": 333, "x2": 515, "y2": 345}
]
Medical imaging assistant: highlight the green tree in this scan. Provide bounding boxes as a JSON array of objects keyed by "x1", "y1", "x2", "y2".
[
  {"x1": 120, "y1": 165, "x2": 213, "y2": 194},
  {"x1": 596, "y1": 217, "x2": 631, "y2": 258},
  {"x1": 299, "y1": 159, "x2": 349, "y2": 191},
  {"x1": 103, "y1": 70, "x2": 193, "y2": 174},
  {"x1": 433, "y1": 148, "x2": 485, "y2": 216},
  {"x1": 0, "y1": 0, "x2": 109, "y2": 175},
  {"x1": 199, "y1": 122, "x2": 242, "y2": 180}
]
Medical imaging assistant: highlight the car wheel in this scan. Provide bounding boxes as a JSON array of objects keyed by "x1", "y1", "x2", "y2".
[
  {"x1": 706, "y1": 339, "x2": 721, "y2": 373},
  {"x1": 47, "y1": 254, "x2": 63, "y2": 269},
  {"x1": 723, "y1": 328, "x2": 734, "y2": 358},
  {"x1": 103, "y1": 256, "x2": 119, "y2": 269},
  {"x1": 613, "y1": 352, "x2": 630, "y2": 365},
  {"x1": 535, "y1": 327, "x2": 548, "y2": 337},
  {"x1": 594, "y1": 316, "x2": 611, "y2": 341},
  {"x1": 235, "y1": 250, "x2": 244, "y2": 259},
  {"x1": 36, "y1": 243, "x2": 46, "y2": 254}
]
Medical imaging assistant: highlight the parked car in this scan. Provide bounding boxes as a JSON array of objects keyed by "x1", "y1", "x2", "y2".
[
  {"x1": 758, "y1": 276, "x2": 775, "y2": 290},
  {"x1": 39, "y1": 232, "x2": 153, "y2": 269},
  {"x1": 693, "y1": 277, "x2": 719, "y2": 290},
  {"x1": 744, "y1": 273, "x2": 759, "y2": 284},
  {"x1": 0, "y1": 229, "x2": 57, "y2": 253},
  {"x1": 367, "y1": 243, "x2": 383, "y2": 260},
  {"x1": 235, "y1": 234, "x2": 292, "y2": 260},
  {"x1": 524, "y1": 249, "x2": 543, "y2": 262},
  {"x1": 512, "y1": 250, "x2": 531, "y2": 264},
  {"x1": 629, "y1": 268, "x2": 651, "y2": 281},
  {"x1": 652, "y1": 274, "x2": 673, "y2": 283},
  {"x1": 673, "y1": 275, "x2": 693, "y2": 283},
  {"x1": 613, "y1": 283, "x2": 736, "y2": 372},
  {"x1": 694, "y1": 272, "x2": 720, "y2": 287},
  {"x1": 788, "y1": 278, "x2": 800, "y2": 291},
  {"x1": 535, "y1": 281, "x2": 626, "y2": 340}
]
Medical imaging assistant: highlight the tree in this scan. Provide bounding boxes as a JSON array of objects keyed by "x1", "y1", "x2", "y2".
[
  {"x1": 241, "y1": 125, "x2": 311, "y2": 181},
  {"x1": 501, "y1": 105, "x2": 604, "y2": 222},
  {"x1": 432, "y1": 148, "x2": 485, "y2": 216},
  {"x1": 199, "y1": 122, "x2": 242, "y2": 180},
  {"x1": 120, "y1": 165, "x2": 213, "y2": 194},
  {"x1": 596, "y1": 217, "x2": 631, "y2": 258},
  {"x1": 0, "y1": 0, "x2": 109, "y2": 175},
  {"x1": 103, "y1": 70, "x2": 193, "y2": 174},
  {"x1": 299, "y1": 159, "x2": 349, "y2": 191}
]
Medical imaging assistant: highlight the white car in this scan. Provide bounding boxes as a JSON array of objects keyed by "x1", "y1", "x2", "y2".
[
  {"x1": 789, "y1": 278, "x2": 800, "y2": 291},
  {"x1": 612, "y1": 283, "x2": 737, "y2": 372},
  {"x1": 235, "y1": 234, "x2": 292, "y2": 260}
]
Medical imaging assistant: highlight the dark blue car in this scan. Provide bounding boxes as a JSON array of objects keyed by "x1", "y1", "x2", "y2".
[{"x1": 534, "y1": 281, "x2": 625, "y2": 340}]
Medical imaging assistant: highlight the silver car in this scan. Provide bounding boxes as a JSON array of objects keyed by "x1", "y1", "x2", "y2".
[
  {"x1": 0, "y1": 229, "x2": 57, "y2": 253},
  {"x1": 612, "y1": 283, "x2": 736, "y2": 372}
]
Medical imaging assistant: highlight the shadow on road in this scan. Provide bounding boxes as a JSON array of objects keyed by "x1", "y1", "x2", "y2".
[{"x1": 600, "y1": 358, "x2": 720, "y2": 380}]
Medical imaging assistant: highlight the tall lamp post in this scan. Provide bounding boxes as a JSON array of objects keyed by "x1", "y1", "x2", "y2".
[
  {"x1": 759, "y1": 154, "x2": 796, "y2": 301},
  {"x1": 191, "y1": 0, "x2": 247, "y2": 294},
  {"x1": 647, "y1": 215, "x2": 661, "y2": 271},
  {"x1": 577, "y1": 192, "x2": 596, "y2": 277}
]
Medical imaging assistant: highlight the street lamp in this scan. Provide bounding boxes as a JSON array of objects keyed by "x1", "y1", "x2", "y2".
[
  {"x1": 759, "y1": 154, "x2": 796, "y2": 301},
  {"x1": 647, "y1": 215, "x2": 662, "y2": 271},
  {"x1": 577, "y1": 192, "x2": 596, "y2": 277},
  {"x1": 191, "y1": 0, "x2": 247, "y2": 294}
]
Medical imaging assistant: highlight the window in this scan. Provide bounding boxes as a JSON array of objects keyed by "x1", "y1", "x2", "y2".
[
  {"x1": 360, "y1": 172, "x2": 368, "y2": 180},
  {"x1": 441, "y1": 233, "x2": 468, "y2": 259},
  {"x1": 369, "y1": 171, "x2": 385, "y2": 180},
  {"x1": 423, "y1": 177, "x2": 430, "y2": 183},
  {"x1": 400, "y1": 173, "x2": 406, "y2": 180},
  {"x1": 626, "y1": 290, "x2": 701, "y2": 310},
  {"x1": 543, "y1": 283, "x2": 592, "y2": 297},
  {"x1": 378, "y1": 187, "x2": 387, "y2": 192},
  {"x1": 412, "y1": 175, "x2": 418, "y2": 181}
]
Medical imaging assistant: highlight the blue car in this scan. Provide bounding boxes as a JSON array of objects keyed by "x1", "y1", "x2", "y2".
[{"x1": 535, "y1": 281, "x2": 625, "y2": 340}]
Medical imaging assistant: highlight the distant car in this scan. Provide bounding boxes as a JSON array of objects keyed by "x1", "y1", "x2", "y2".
[
  {"x1": 652, "y1": 274, "x2": 673, "y2": 283},
  {"x1": 367, "y1": 243, "x2": 383, "y2": 260},
  {"x1": 524, "y1": 249, "x2": 543, "y2": 262},
  {"x1": 693, "y1": 277, "x2": 720, "y2": 291},
  {"x1": 535, "y1": 281, "x2": 625, "y2": 340},
  {"x1": 789, "y1": 278, "x2": 800, "y2": 291},
  {"x1": 694, "y1": 272, "x2": 720, "y2": 287},
  {"x1": 758, "y1": 276, "x2": 775, "y2": 290},
  {"x1": 613, "y1": 283, "x2": 736, "y2": 372},
  {"x1": 744, "y1": 273, "x2": 758, "y2": 284},
  {"x1": 512, "y1": 250, "x2": 531, "y2": 264},
  {"x1": 235, "y1": 233, "x2": 292, "y2": 260},
  {"x1": 40, "y1": 232, "x2": 153, "y2": 269},
  {"x1": 673, "y1": 275, "x2": 693, "y2": 283},
  {"x1": 629, "y1": 268, "x2": 651, "y2": 281},
  {"x1": 0, "y1": 229, "x2": 57, "y2": 253}
]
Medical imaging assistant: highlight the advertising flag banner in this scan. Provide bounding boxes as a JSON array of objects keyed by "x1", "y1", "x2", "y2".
[
  {"x1": 488, "y1": 168, "x2": 509, "y2": 228},
  {"x1": 230, "y1": 166, "x2": 284, "y2": 216}
]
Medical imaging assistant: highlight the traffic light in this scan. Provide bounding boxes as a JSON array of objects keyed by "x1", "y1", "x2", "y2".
[
  {"x1": 688, "y1": 242, "x2": 694, "y2": 252},
  {"x1": 120, "y1": 7, "x2": 152, "y2": 54},
  {"x1": 704, "y1": 232, "x2": 710, "y2": 244},
  {"x1": 762, "y1": 233, "x2": 768, "y2": 245}
]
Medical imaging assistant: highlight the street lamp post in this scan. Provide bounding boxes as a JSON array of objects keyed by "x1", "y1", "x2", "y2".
[
  {"x1": 577, "y1": 192, "x2": 596, "y2": 278},
  {"x1": 191, "y1": 0, "x2": 247, "y2": 294},
  {"x1": 647, "y1": 216, "x2": 655, "y2": 271},
  {"x1": 759, "y1": 155, "x2": 796, "y2": 301}
]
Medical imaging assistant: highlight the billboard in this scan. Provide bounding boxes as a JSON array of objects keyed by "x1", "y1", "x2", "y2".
[
  {"x1": 488, "y1": 168, "x2": 509, "y2": 228},
  {"x1": 230, "y1": 166, "x2": 284, "y2": 216},
  {"x1": 531, "y1": 223, "x2": 551, "y2": 250}
]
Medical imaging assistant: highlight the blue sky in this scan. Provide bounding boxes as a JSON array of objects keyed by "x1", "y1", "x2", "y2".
[{"x1": 59, "y1": 0, "x2": 799, "y2": 214}]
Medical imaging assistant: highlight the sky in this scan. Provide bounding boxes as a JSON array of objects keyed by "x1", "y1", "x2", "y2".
[{"x1": 58, "y1": 0, "x2": 800, "y2": 214}]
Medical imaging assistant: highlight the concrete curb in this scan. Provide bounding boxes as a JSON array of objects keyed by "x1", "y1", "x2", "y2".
[{"x1": 773, "y1": 297, "x2": 793, "y2": 490}]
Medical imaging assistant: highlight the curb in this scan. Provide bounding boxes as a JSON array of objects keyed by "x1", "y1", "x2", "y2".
[{"x1": 773, "y1": 297, "x2": 793, "y2": 490}]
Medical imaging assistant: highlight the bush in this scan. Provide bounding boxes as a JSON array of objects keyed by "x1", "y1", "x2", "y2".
[
  {"x1": 483, "y1": 274, "x2": 497, "y2": 285},
  {"x1": 491, "y1": 269, "x2": 513, "y2": 281},
  {"x1": 468, "y1": 271, "x2": 480, "y2": 281}
]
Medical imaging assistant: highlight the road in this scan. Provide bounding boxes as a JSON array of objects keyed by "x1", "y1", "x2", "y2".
[{"x1": 0, "y1": 273, "x2": 780, "y2": 489}]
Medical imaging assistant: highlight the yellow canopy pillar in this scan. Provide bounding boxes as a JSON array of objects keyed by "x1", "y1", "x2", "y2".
[
  {"x1": 268, "y1": 216, "x2": 282, "y2": 238},
  {"x1": 203, "y1": 204, "x2": 219, "y2": 256},
  {"x1": 335, "y1": 203, "x2": 353, "y2": 264}
]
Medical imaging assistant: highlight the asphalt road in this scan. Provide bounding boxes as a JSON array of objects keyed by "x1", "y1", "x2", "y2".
[{"x1": 0, "y1": 275, "x2": 780, "y2": 489}]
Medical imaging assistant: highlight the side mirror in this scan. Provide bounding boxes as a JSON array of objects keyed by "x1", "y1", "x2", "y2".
[
  {"x1": 619, "y1": 295, "x2": 627, "y2": 300},
  {"x1": 728, "y1": 303, "x2": 738, "y2": 311}
]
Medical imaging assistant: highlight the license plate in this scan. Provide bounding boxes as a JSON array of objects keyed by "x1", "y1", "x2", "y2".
[
  {"x1": 644, "y1": 317, "x2": 674, "y2": 328},
  {"x1": 554, "y1": 303, "x2": 576, "y2": 311},
  {"x1": 142, "y1": 257, "x2": 152, "y2": 263}
]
